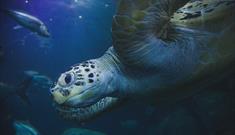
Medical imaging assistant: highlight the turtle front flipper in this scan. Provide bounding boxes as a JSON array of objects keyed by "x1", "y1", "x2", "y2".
[{"x1": 112, "y1": 0, "x2": 190, "y2": 69}]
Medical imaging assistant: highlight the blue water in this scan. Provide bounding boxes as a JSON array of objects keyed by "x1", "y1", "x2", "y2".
[
  {"x1": 0, "y1": 0, "x2": 118, "y2": 134},
  {"x1": 0, "y1": 0, "x2": 234, "y2": 135}
]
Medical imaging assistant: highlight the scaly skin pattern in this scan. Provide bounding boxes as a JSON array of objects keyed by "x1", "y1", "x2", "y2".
[
  {"x1": 50, "y1": 0, "x2": 235, "y2": 122},
  {"x1": 172, "y1": 0, "x2": 235, "y2": 27}
]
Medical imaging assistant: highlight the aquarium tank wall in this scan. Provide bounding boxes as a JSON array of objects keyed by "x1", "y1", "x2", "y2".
[{"x1": 0, "y1": 0, "x2": 234, "y2": 135}]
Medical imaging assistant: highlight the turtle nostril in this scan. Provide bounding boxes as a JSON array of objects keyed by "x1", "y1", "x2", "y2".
[{"x1": 50, "y1": 87, "x2": 57, "y2": 94}]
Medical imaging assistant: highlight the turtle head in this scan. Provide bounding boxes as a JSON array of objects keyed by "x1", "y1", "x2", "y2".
[{"x1": 50, "y1": 60, "x2": 119, "y2": 122}]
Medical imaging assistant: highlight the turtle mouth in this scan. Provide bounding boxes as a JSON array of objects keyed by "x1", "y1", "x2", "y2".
[{"x1": 54, "y1": 97, "x2": 119, "y2": 122}]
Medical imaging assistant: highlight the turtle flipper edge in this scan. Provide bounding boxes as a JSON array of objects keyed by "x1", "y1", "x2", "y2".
[{"x1": 112, "y1": 0, "x2": 190, "y2": 68}]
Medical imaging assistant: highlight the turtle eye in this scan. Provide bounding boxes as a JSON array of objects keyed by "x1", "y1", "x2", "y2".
[
  {"x1": 65, "y1": 74, "x2": 72, "y2": 84},
  {"x1": 58, "y1": 73, "x2": 75, "y2": 86}
]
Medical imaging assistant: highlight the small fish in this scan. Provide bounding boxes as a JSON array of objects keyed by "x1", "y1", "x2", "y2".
[
  {"x1": 61, "y1": 128, "x2": 106, "y2": 135},
  {"x1": 0, "y1": 77, "x2": 33, "y2": 105},
  {"x1": 14, "y1": 121, "x2": 40, "y2": 135},
  {"x1": 1, "y1": 9, "x2": 50, "y2": 37},
  {"x1": 13, "y1": 25, "x2": 23, "y2": 30},
  {"x1": 24, "y1": 70, "x2": 53, "y2": 88}
]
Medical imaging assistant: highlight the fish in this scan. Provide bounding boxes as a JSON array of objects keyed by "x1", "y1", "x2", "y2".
[
  {"x1": 24, "y1": 70, "x2": 39, "y2": 76},
  {"x1": 24, "y1": 70, "x2": 53, "y2": 88},
  {"x1": 13, "y1": 25, "x2": 23, "y2": 30},
  {"x1": 13, "y1": 121, "x2": 40, "y2": 135},
  {"x1": 0, "y1": 77, "x2": 33, "y2": 105},
  {"x1": 61, "y1": 128, "x2": 106, "y2": 135},
  {"x1": 1, "y1": 9, "x2": 50, "y2": 37}
]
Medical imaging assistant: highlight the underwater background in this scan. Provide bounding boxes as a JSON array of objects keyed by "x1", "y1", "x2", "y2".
[{"x1": 0, "y1": 0, "x2": 234, "y2": 135}]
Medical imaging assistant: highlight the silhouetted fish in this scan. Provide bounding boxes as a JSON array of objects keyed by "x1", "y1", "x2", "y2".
[
  {"x1": 0, "y1": 77, "x2": 33, "y2": 105},
  {"x1": 1, "y1": 9, "x2": 50, "y2": 37},
  {"x1": 14, "y1": 121, "x2": 40, "y2": 135}
]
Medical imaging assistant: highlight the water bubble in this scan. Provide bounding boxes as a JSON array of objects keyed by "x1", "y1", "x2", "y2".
[
  {"x1": 105, "y1": 4, "x2": 109, "y2": 8},
  {"x1": 78, "y1": 15, "x2": 83, "y2": 19}
]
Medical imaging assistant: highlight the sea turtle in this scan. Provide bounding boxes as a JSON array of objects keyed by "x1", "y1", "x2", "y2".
[{"x1": 50, "y1": 0, "x2": 235, "y2": 122}]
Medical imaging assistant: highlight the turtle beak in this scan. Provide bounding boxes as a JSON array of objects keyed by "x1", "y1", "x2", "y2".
[
  {"x1": 63, "y1": 90, "x2": 97, "y2": 107},
  {"x1": 50, "y1": 87, "x2": 68, "y2": 104}
]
